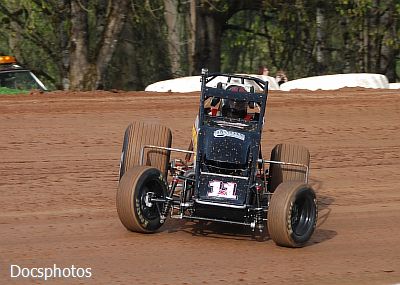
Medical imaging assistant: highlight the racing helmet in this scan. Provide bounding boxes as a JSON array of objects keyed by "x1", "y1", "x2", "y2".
[{"x1": 223, "y1": 85, "x2": 248, "y2": 119}]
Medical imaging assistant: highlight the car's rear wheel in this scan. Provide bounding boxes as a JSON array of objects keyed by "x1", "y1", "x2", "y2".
[
  {"x1": 268, "y1": 143, "x2": 310, "y2": 193},
  {"x1": 267, "y1": 181, "x2": 317, "y2": 247},
  {"x1": 119, "y1": 121, "x2": 172, "y2": 180},
  {"x1": 116, "y1": 166, "x2": 167, "y2": 233}
]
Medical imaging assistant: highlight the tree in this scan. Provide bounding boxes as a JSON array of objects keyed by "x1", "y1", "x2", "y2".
[
  {"x1": 163, "y1": 0, "x2": 265, "y2": 76},
  {"x1": 220, "y1": 0, "x2": 399, "y2": 81},
  {"x1": 0, "y1": 0, "x2": 130, "y2": 90},
  {"x1": 106, "y1": 0, "x2": 172, "y2": 90},
  {"x1": 1, "y1": 0, "x2": 399, "y2": 90},
  {"x1": 0, "y1": 1, "x2": 63, "y2": 87},
  {"x1": 334, "y1": 0, "x2": 399, "y2": 81},
  {"x1": 69, "y1": 0, "x2": 130, "y2": 90}
]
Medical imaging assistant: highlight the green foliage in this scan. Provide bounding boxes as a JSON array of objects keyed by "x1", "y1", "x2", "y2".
[
  {"x1": 197, "y1": 0, "x2": 229, "y2": 13},
  {"x1": 0, "y1": 86, "x2": 29, "y2": 94},
  {"x1": 1, "y1": 0, "x2": 399, "y2": 90},
  {"x1": 0, "y1": 0, "x2": 63, "y2": 89},
  {"x1": 221, "y1": 4, "x2": 319, "y2": 79},
  {"x1": 105, "y1": 0, "x2": 172, "y2": 90},
  {"x1": 221, "y1": 0, "x2": 399, "y2": 81}
]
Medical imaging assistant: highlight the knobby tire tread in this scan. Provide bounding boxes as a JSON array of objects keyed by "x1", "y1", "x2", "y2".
[
  {"x1": 269, "y1": 143, "x2": 310, "y2": 192},
  {"x1": 121, "y1": 121, "x2": 172, "y2": 178}
]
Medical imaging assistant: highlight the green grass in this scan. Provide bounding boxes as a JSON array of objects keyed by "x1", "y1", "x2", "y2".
[{"x1": 0, "y1": 87, "x2": 29, "y2": 95}]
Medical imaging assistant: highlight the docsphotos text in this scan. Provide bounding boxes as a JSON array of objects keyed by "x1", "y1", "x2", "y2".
[{"x1": 10, "y1": 264, "x2": 92, "y2": 281}]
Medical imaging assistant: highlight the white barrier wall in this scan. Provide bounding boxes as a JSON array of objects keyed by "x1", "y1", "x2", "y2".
[
  {"x1": 145, "y1": 76, "x2": 202, "y2": 92},
  {"x1": 144, "y1": 75, "x2": 280, "y2": 92},
  {"x1": 242, "y1": 74, "x2": 280, "y2": 91},
  {"x1": 280, "y1": 73, "x2": 389, "y2": 91},
  {"x1": 389, "y1": 83, "x2": 400, "y2": 89}
]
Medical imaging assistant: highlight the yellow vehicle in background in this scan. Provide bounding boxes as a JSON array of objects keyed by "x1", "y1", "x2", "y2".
[{"x1": 0, "y1": 55, "x2": 47, "y2": 93}]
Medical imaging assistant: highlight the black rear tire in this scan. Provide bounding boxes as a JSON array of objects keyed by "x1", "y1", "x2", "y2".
[
  {"x1": 267, "y1": 181, "x2": 317, "y2": 247},
  {"x1": 116, "y1": 166, "x2": 167, "y2": 233}
]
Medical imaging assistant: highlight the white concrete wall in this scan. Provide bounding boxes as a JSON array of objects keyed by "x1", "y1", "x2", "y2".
[
  {"x1": 145, "y1": 73, "x2": 393, "y2": 92},
  {"x1": 280, "y1": 73, "x2": 389, "y2": 91},
  {"x1": 389, "y1": 83, "x2": 400, "y2": 89},
  {"x1": 145, "y1": 76, "x2": 202, "y2": 92},
  {"x1": 144, "y1": 74, "x2": 280, "y2": 92}
]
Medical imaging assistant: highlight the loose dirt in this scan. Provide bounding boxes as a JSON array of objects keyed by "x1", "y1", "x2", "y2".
[{"x1": 1, "y1": 88, "x2": 399, "y2": 284}]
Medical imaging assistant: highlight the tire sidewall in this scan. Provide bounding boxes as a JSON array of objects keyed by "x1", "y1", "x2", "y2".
[{"x1": 119, "y1": 125, "x2": 131, "y2": 180}]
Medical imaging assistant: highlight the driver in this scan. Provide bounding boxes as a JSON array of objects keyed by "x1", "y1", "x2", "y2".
[
  {"x1": 222, "y1": 98, "x2": 247, "y2": 119},
  {"x1": 186, "y1": 84, "x2": 252, "y2": 162},
  {"x1": 221, "y1": 85, "x2": 249, "y2": 119}
]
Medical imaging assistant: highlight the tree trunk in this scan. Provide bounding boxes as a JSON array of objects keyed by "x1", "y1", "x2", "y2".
[
  {"x1": 193, "y1": 14, "x2": 223, "y2": 73},
  {"x1": 341, "y1": 17, "x2": 352, "y2": 73},
  {"x1": 378, "y1": 1, "x2": 397, "y2": 82},
  {"x1": 69, "y1": 0, "x2": 91, "y2": 90},
  {"x1": 159, "y1": 0, "x2": 266, "y2": 76},
  {"x1": 69, "y1": 0, "x2": 130, "y2": 90},
  {"x1": 164, "y1": 0, "x2": 181, "y2": 76},
  {"x1": 190, "y1": 1, "x2": 224, "y2": 74},
  {"x1": 315, "y1": 6, "x2": 326, "y2": 73},
  {"x1": 58, "y1": 0, "x2": 71, "y2": 90},
  {"x1": 95, "y1": 0, "x2": 130, "y2": 88}
]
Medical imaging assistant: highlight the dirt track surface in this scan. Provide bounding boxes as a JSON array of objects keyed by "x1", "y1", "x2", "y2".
[{"x1": 1, "y1": 88, "x2": 399, "y2": 284}]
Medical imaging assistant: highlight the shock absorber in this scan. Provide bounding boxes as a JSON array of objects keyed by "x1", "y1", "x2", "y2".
[
  {"x1": 255, "y1": 208, "x2": 264, "y2": 232},
  {"x1": 160, "y1": 175, "x2": 179, "y2": 223},
  {"x1": 255, "y1": 184, "x2": 265, "y2": 232}
]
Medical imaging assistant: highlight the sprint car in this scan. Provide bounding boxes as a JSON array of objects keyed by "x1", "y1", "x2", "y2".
[{"x1": 116, "y1": 69, "x2": 318, "y2": 247}]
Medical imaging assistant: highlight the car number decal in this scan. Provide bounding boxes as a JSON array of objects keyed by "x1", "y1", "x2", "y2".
[
  {"x1": 213, "y1": 129, "x2": 245, "y2": 141},
  {"x1": 207, "y1": 180, "x2": 237, "y2": 199}
]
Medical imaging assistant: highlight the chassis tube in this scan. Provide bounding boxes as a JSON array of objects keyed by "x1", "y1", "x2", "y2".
[
  {"x1": 140, "y1": 145, "x2": 194, "y2": 165},
  {"x1": 258, "y1": 159, "x2": 309, "y2": 183}
]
